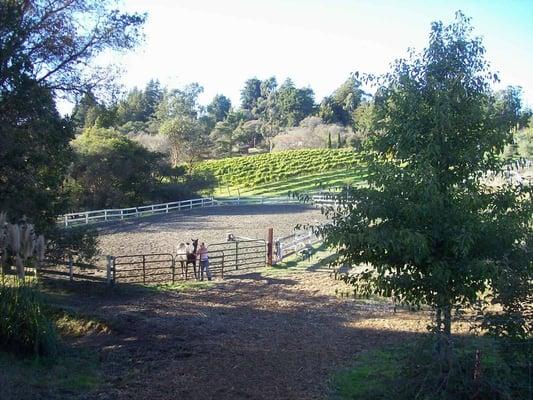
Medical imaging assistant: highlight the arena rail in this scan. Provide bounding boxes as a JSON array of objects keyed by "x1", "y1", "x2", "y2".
[
  {"x1": 60, "y1": 197, "x2": 218, "y2": 227},
  {"x1": 59, "y1": 193, "x2": 339, "y2": 227}
]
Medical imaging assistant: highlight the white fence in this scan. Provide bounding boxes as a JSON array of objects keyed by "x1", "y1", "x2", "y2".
[
  {"x1": 275, "y1": 228, "x2": 322, "y2": 262},
  {"x1": 60, "y1": 196, "x2": 302, "y2": 227}
]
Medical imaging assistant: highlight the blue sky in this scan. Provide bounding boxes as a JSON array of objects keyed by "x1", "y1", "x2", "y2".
[{"x1": 108, "y1": 0, "x2": 533, "y2": 109}]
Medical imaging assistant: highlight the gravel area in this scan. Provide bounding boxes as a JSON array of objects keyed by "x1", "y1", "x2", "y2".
[{"x1": 97, "y1": 204, "x2": 326, "y2": 258}]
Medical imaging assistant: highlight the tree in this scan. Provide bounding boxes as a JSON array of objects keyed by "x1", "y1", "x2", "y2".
[
  {"x1": 206, "y1": 94, "x2": 232, "y2": 123},
  {"x1": 319, "y1": 75, "x2": 365, "y2": 126},
  {"x1": 0, "y1": 1, "x2": 145, "y2": 95},
  {"x1": 68, "y1": 127, "x2": 163, "y2": 210},
  {"x1": 317, "y1": 12, "x2": 532, "y2": 377},
  {"x1": 115, "y1": 79, "x2": 163, "y2": 128},
  {"x1": 159, "y1": 116, "x2": 208, "y2": 167},
  {"x1": 155, "y1": 83, "x2": 204, "y2": 121},
  {"x1": 0, "y1": 81, "x2": 72, "y2": 230},
  {"x1": 0, "y1": 0, "x2": 145, "y2": 228},
  {"x1": 240, "y1": 78, "x2": 262, "y2": 112},
  {"x1": 209, "y1": 110, "x2": 251, "y2": 157},
  {"x1": 350, "y1": 101, "x2": 377, "y2": 150},
  {"x1": 71, "y1": 91, "x2": 100, "y2": 129},
  {"x1": 275, "y1": 79, "x2": 315, "y2": 127}
]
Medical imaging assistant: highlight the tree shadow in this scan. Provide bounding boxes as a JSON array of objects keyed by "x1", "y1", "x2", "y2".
[{"x1": 36, "y1": 275, "x2": 432, "y2": 400}]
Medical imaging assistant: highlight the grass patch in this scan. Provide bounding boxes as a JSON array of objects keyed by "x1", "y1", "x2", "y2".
[
  {"x1": 52, "y1": 311, "x2": 110, "y2": 338},
  {"x1": 264, "y1": 242, "x2": 334, "y2": 276},
  {"x1": 0, "y1": 348, "x2": 100, "y2": 398},
  {"x1": 332, "y1": 336, "x2": 532, "y2": 400},
  {"x1": 144, "y1": 280, "x2": 215, "y2": 292}
]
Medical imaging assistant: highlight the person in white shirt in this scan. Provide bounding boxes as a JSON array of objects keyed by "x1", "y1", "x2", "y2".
[{"x1": 196, "y1": 242, "x2": 212, "y2": 281}]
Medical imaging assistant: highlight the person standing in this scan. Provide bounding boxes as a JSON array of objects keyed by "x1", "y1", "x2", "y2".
[{"x1": 197, "y1": 242, "x2": 212, "y2": 281}]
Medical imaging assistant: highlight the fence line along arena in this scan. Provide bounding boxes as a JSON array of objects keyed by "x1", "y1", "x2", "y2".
[{"x1": 94, "y1": 204, "x2": 325, "y2": 283}]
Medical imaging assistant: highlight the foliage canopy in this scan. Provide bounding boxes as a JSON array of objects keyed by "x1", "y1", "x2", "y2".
[{"x1": 318, "y1": 12, "x2": 532, "y2": 345}]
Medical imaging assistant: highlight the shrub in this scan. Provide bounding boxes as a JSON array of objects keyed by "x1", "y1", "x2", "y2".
[
  {"x1": 0, "y1": 281, "x2": 58, "y2": 356},
  {"x1": 46, "y1": 225, "x2": 100, "y2": 265}
]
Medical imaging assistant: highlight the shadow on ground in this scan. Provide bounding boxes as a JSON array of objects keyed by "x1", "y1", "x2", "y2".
[{"x1": 11, "y1": 272, "x2": 431, "y2": 400}]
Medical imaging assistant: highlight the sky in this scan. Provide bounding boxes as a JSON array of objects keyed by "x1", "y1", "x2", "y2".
[{"x1": 96, "y1": 0, "x2": 533, "y2": 110}]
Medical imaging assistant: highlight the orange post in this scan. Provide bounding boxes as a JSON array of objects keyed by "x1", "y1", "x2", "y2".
[{"x1": 267, "y1": 227, "x2": 273, "y2": 266}]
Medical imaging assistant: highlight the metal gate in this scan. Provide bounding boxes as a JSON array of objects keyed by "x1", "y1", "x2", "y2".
[
  {"x1": 112, "y1": 253, "x2": 176, "y2": 284},
  {"x1": 209, "y1": 238, "x2": 266, "y2": 272},
  {"x1": 111, "y1": 251, "x2": 227, "y2": 284}
]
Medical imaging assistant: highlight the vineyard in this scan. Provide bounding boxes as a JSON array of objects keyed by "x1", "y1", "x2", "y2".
[{"x1": 195, "y1": 149, "x2": 366, "y2": 195}]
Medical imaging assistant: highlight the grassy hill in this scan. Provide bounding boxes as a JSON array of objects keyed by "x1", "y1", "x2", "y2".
[{"x1": 194, "y1": 149, "x2": 367, "y2": 197}]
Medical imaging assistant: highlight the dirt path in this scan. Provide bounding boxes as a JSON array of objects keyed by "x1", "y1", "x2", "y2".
[{"x1": 66, "y1": 265, "x2": 429, "y2": 400}]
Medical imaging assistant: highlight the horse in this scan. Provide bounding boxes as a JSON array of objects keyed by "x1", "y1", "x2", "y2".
[
  {"x1": 176, "y1": 242, "x2": 188, "y2": 278},
  {"x1": 185, "y1": 238, "x2": 199, "y2": 280}
]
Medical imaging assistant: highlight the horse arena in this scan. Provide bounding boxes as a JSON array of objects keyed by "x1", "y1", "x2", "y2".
[
  {"x1": 97, "y1": 204, "x2": 325, "y2": 262},
  {"x1": 25, "y1": 204, "x2": 433, "y2": 400}
]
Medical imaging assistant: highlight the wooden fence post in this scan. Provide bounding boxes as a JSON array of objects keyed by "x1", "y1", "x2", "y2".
[
  {"x1": 235, "y1": 242, "x2": 239, "y2": 270},
  {"x1": 171, "y1": 256, "x2": 175, "y2": 284},
  {"x1": 142, "y1": 255, "x2": 146, "y2": 284},
  {"x1": 64, "y1": 215, "x2": 68, "y2": 227},
  {"x1": 106, "y1": 255, "x2": 112, "y2": 286},
  {"x1": 267, "y1": 228, "x2": 273, "y2": 266},
  {"x1": 68, "y1": 254, "x2": 73, "y2": 282}
]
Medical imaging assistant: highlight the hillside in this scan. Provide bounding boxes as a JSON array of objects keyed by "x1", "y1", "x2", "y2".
[{"x1": 194, "y1": 149, "x2": 367, "y2": 197}]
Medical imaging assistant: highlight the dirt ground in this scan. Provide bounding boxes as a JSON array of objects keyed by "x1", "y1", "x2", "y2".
[
  {"x1": 30, "y1": 205, "x2": 435, "y2": 399},
  {"x1": 96, "y1": 204, "x2": 327, "y2": 259},
  {"x1": 60, "y1": 265, "x2": 431, "y2": 400}
]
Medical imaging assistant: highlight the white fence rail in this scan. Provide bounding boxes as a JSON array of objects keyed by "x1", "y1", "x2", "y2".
[
  {"x1": 275, "y1": 228, "x2": 322, "y2": 262},
  {"x1": 61, "y1": 197, "x2": 218, "y2": 227},
  {"x1": 60, "y1": 196, "x2": 303, "y2": 227}
]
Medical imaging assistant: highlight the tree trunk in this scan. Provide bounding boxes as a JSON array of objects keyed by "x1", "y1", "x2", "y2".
[{"x1": 435, "y1": 304, "x2": 453, "y2": 391}]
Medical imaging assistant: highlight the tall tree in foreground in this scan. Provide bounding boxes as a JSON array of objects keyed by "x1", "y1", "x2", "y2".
[
  {"x1": 318, "y1": 12, "x2": 532, "y2": 374},
  {"x1": 0, "y1": 0, "x2": 145, "y2": 229}
]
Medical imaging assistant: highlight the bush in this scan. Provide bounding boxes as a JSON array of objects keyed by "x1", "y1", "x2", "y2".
[
  {"x1": 0, "y1": 281, "x2": 58, "y2": 356},
  {"x1": 46, "y1": 225, "x2": 100, "y2": 265}
]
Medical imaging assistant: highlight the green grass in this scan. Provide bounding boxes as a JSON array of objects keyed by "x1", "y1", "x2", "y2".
[
  {"x1": 0, "y1": 280, "x2": 59, "y2": 356},
  {"x1": 0, "y1": 348, "x2": 100, "y2": 398},
  {"x1": 0, "y1": 279, "x2": 108, "y2": 398},
  {"x1": 52, "y1": 310, "x2": 110, "y2": 337},
  {"x1": 332, "y1": 337, "x2": 531, "y2": 400},
  {"x1": 145, "y1": 280, "x2": 215, "y2": 292},
  {"x1": 334, "y1": 347, "x2": 400, "y2": 399},
  {"x1": 262, "y1": 242, "x2": 336, "y2": 277}
]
